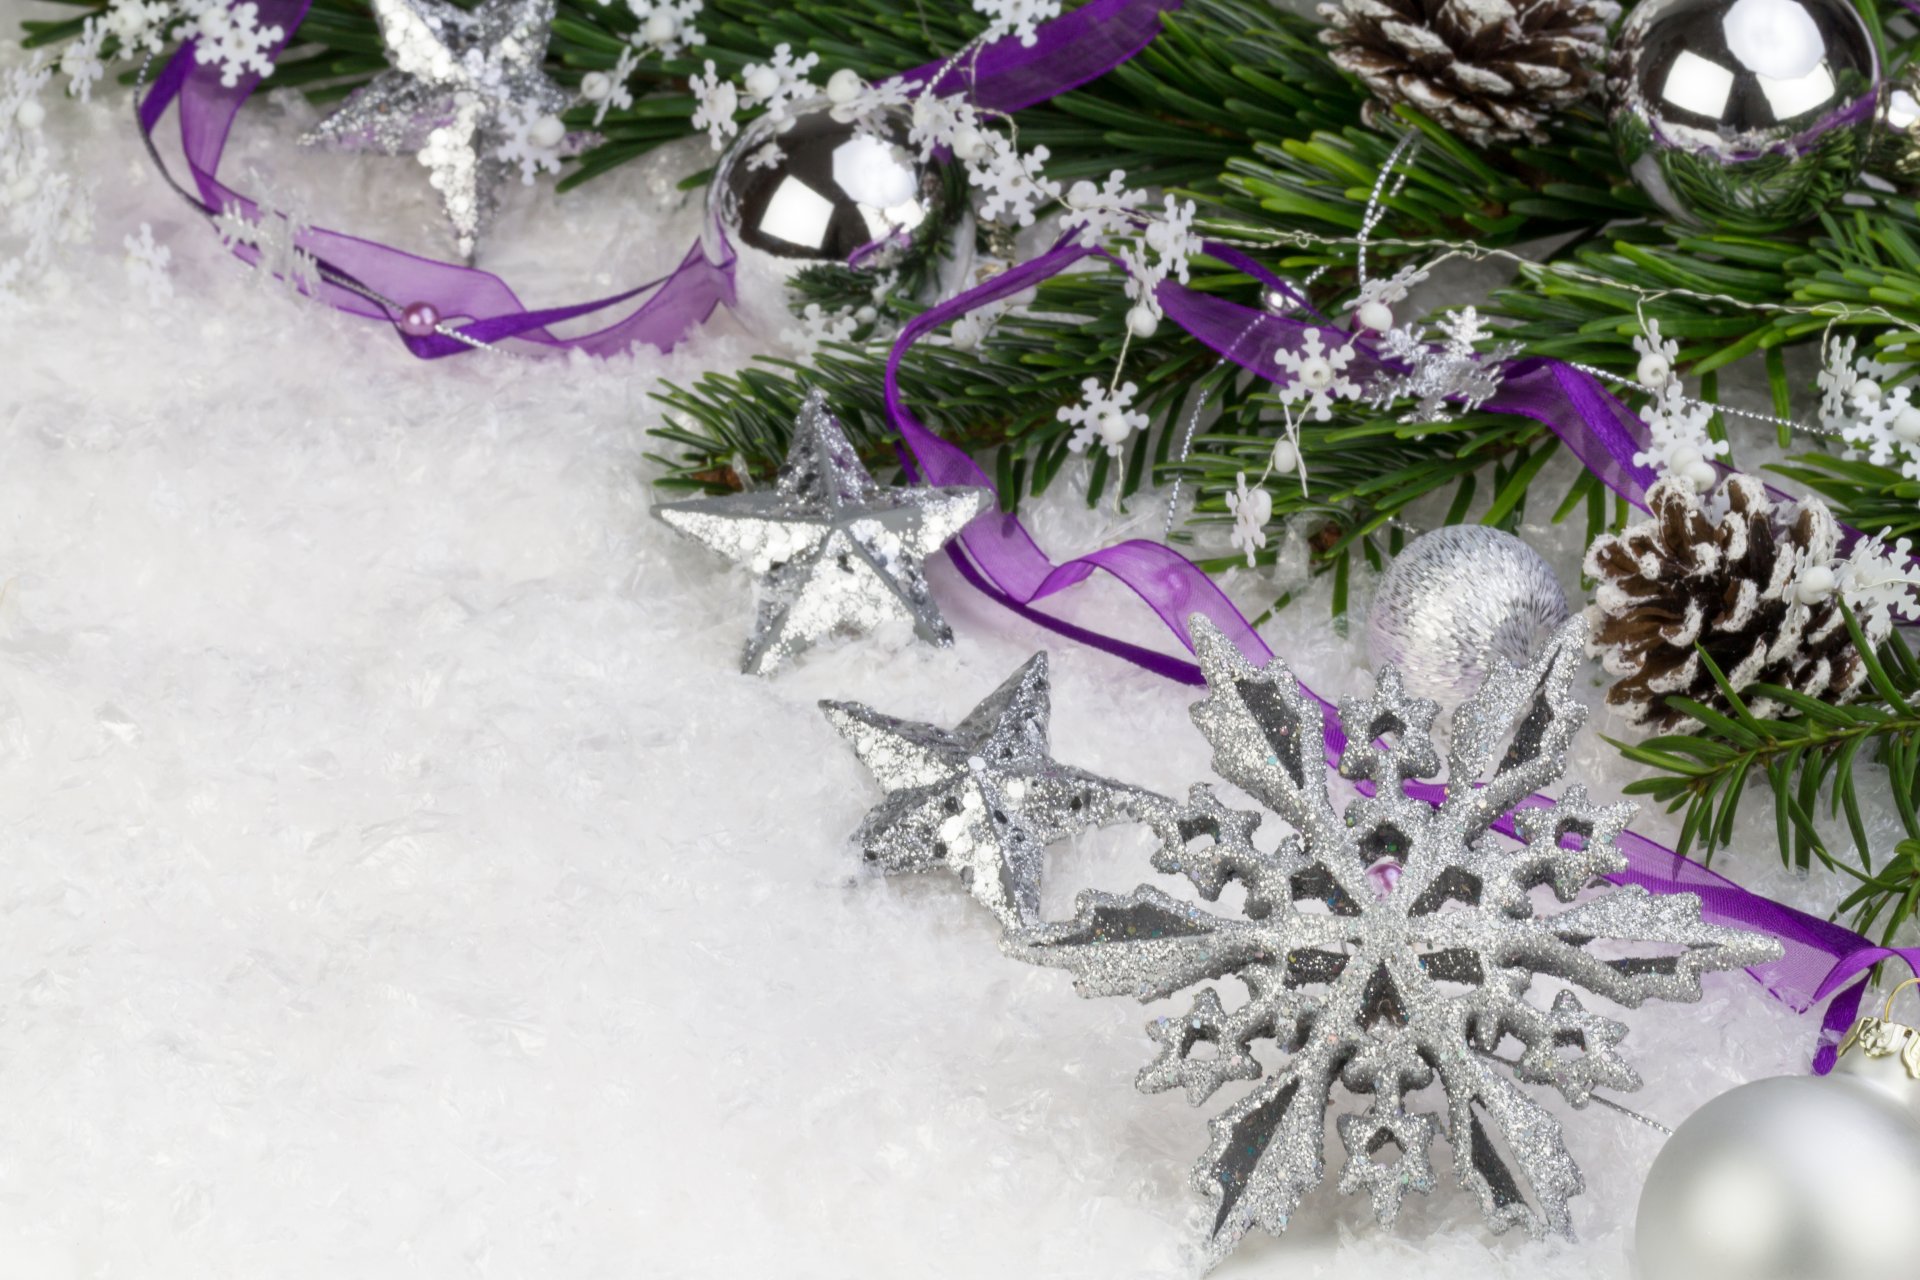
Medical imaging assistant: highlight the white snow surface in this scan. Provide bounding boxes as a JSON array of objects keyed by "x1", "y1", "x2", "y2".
[{"x1": 0, "y1": 20, "x2": 1911, "y2": 1279}]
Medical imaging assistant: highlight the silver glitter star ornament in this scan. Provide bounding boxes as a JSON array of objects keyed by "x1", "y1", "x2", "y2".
[
  {"x1": 822, "y1": 654, "x2": 1163, "y2": 930},
  {"x1": 1008, "y1": 616, "x2": 1781, "y2": 1263},
  {"x1": 302, "y1": 0, "x2": 574, "y2": 261},
  {"x1": 655, "y1": 391, "x2": 990, "y2": 676}
]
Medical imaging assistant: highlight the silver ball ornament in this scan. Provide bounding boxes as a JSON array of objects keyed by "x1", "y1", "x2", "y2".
[
  {"x1": 1365, "y1": 525, "x2": 1570, "y2": 704},
  {"x1": 704, "y1": 96, "x2": 970, "y2": 287},
  {"x1": 1608, "y1": 0, "x2": 1881, "y2": 232},
  {"x1": 1635, "y1": 1000, "x2": 1920, "y2": 1280}
]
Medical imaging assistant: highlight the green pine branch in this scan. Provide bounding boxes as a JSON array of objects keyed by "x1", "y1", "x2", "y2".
[{"x1": 1614, "y1": 608, "x2": 1920, "y2": 944}]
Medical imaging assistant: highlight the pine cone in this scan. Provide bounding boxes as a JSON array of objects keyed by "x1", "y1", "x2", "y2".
[
  {"x1": 1318, "y1": 0, "x2": 1618, "y2": 148},
  {"x1": 1584, "y1": 475, "x2": 1864, "y2": 731}
]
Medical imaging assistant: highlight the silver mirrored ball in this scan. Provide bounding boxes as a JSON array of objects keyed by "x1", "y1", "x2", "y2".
[
  {"x1": 1608, "y1": 0, "x2": 1881, "y2": 231},
  {"x1": 1365, "y1": 525, "x2": 1570, "y2": 705},
  {"x1": 705, "y1": 97, "x2": 969, "y2": 284}
]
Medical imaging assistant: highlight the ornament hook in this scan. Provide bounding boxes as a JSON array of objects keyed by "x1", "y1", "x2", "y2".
[{"x1": 1883, "y1": 975, "x2": 1920, "y2": 1025}]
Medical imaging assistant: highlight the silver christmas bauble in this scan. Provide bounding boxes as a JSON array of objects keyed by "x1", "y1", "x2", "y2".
[
  {"x1": 1365, "y1": 526, "x2": 1570, "y2": 704},
  {"x1": 704, "y1": 96, "x2": 969, "y2": 285},
  {"x1": 1635, "y1": 1008, "x2": 1920, "y2": 1280},
  {"x1": 1607, "y1": 0, "x2": 1881, "y2": 232}
]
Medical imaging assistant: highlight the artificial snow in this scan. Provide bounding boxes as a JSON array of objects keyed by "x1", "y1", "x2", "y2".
[{"x1": 0, "y1": 16, "x2": 1908, "y2": 1277}]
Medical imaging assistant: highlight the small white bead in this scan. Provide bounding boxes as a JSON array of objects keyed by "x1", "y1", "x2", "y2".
[
  {"x1": 1298, "y1": 355, "x2": 1335, "y2": 391},
  {"x1": 1067, "y1": 180, "x2": 1098, "y2": 209},
  {"x1": 1636, "y1": 352, "x2": 1672, "y2": 388},
  {"x1": 825, "y1": 68, "x2": 864, "y2": 105},
  {"x1": 1853, "y1": 378, "x2": 1884, "y2": 407},
  {"x1": 951, "y1": 125, "x2": 986, "y2": 162},
  {"x1": 1126, "y1": 305, "x2": 1159, "y2": 339},
  {"x1": 1670, "y1": 444, "x2": 1703, "y2": 471},
  {"x1": 580, "y1": 72, "x2": 612, "y2": 101},
  {"x1": 530, "y1": 115, "x2": 566, "y2": 148},
  {"x1": 643, "y1": 9, "x2": 679, "y2": 44},
  {"x1": 1098, "y1": 411, "x2": 1133, "y2": 445},
  {"x1": 854, "y1": 305, "x2": 877, "y2": 324},
  {"x1": 15, "y1": 98, "x2": 45, "y2": 130},
  {"x1": 1271, "y1": 439, "x2": 1299, "y2": 473},
  {"x1": 1684, "y1": 459, "x2": 1717, "y2": 491},
  {"x1": 1895, "y1": 405, "x2": 1920, "y2": 444},
  {"x1": 1356, "y1": 300, "x2": 1393, "y2": 332},
  {"x1": 1796, "y1": 564, "x2": 1837, "y2": 602},
  {"x1": 743, "y1": 66, "x2": 780, "y2": 100}
]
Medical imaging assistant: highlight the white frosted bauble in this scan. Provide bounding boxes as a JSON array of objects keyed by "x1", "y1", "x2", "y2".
[
  {"x1": 580, "y1": 72, "x2": 612, "y2": 101},
  {"x1": 1356, "y1": 299, "x2": 1393, "y2": 332},
  {"x1": 825, "y1": 68, "x2": 864, "y2": 104},
  {"x1": 1637, "y1": 351, "x2": 1672, "y2": 388},
  {"x1": 1097, "y1": 412, "x2": 1133, "y2": 446},
  {"x1": 1636, "y1": 1072, "x2": 1920, "y2": 1280},
  {"x1": 1126, "y1": 305, "x2": 1159, "y2": 338}
]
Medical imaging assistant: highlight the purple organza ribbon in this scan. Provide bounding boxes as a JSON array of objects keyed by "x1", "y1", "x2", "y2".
[
  {"x1": 886, "y1": 236, "x2": 1920, "y2": 1071},
  {"x1": 139, "y1": 0, "x2": 1181, "y2": 357}
]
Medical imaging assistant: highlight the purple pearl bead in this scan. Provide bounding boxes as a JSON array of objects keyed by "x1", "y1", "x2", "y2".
[{"x1": 399, "y1": 302, "x2": 440, "y2": 337}]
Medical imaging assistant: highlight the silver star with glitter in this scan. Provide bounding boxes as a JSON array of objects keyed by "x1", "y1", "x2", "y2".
[
  {"x1": 301, "y1": 0, "x2": 574, "y2": 261},
  {"x1": 655, "y1": 391, "x2": 990, "y2": 676},
  {"x1": 822, "y1": 653, "x2": 1163, "y2": 930},
  {"x1": 1006, "y1": 616, "x2": 1782, "y2": 1263}
]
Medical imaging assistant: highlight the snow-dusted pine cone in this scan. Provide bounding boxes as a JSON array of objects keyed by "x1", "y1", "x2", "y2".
[
  {"x1": 1318, "y1": 0, "x2": 1618, "y2": 147},
  {"x1": 1584, "y1": 475, "x2": 1864, "y2": 731}
]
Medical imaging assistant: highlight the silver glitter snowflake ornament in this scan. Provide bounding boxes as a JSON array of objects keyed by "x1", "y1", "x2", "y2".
[
  {"x1": 1007, "y1": 616, "x2": 1780, "y2": 1263},
  {"x1": 301, "y1": 0, "x2": 576, "y2": 261},
  {"x1": 823, "y1": 654, "x2": 1164, "y2": 930},
  {"x1": 1367, "y1": 307, "x2": 1521, "y2": 423},
  {"x1": 655, "y1": 391, "x2": 990, "y2": 676}
]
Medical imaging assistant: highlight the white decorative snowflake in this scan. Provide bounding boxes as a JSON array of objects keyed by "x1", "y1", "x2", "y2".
[
  {"x1": 779, "y1": 301, "x2": 860, "y2": 356},
  {"x1": 123, "y1": 222, "x2": 174, "y2": 303},
  {"x1": 1818, "y1": 334, "x2": 1897, "y2": 431},
  {"x1": 1143, "y1": 194, "x2": 1198, "y2": 286},
  {"x1": 1355, "y1": 263, "x2": 1428, "y2": 309},
  {"x1": 60, "y1": 20, "x2": 107, "y2": 101},
  {"x1": 1272, "y1": 327, "x2": 1362, "y2": 422},
  {"x1": 586, "y1": 45, "x2": 638, "y2": 127},
  {"x1": 2, "y1": 55, "x2": 95, "y2": 292},
  {"x1": 690, "y1": 59, "x2": 739, "y2": 151},
  {"x1": 831, "y1": 74, "x2": 914, "y2": 126},
  {"x1": 494, "y1": 104, "x2": 566, "y2": 182},
  {"x1": 739, "y1": 43, "x2": 818, "y2": 130},
  {"x1": 968, "y1": 136, "x2": 1059, "y2": 228},
  {"x1": 1818, "y1": 332, "x2": 1920, "y2": 480},
  {"x1": 104, "y1": 0, "x2": 175, "y2": 54},
  {"x1": 972, "y1": 0, "x2": 1062, "y2": 45},
  {"x1": 1226, "y1": 472, "x2": 1272, "y2": 567},
  {"x1": 1008, "y1": 619, "x2": 1780, "y2": 1263},
  {"x1": 213, "y1": 192, "x2": 318, "y2": 296},
  {"x1": 1632, "y1": 317, "x2": 1679, "y2": 389},
  {"x1": 625, "y1": 0, "x2": 703, "y2": 57},
  {"x1": 1367, "y1": 307, "x2": 1518, "y2": 423},
  {"x1": 1837, "y1": 529, "x2": 1916, "y2": 643},
  {"x1": 1061, "y1": 170, "x2": 1146, "y2": 248},
  {"x1": 1058, "y1": 377, "x2": 1149, "y2": 459},
  {"x1": 184, "y1": 0, "x2": 284, "y2": 89},
  {"x1": 1629, "y1": 383, "x2": 1728, "y2": 490}
]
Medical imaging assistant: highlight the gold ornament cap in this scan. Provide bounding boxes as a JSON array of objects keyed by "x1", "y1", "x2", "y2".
[{"x1": 1835, "y1": 977, "x2": 1920, "y2": 1121}]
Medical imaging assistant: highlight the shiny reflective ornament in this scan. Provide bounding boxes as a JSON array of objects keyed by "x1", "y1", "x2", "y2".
[
  {"x1": 1608, "y1": 0, "x2": 1881, "y2": 232},
  {"x1": 1366, "y1": 525, "x2": 1569, "y2": 704},
  {"x1": 1875, "y1": 73, "x2": 1920, "y2": 184},
  {"x1": 1635, "y1": 980, "x2": 1920, "y2": 1280},
  {"x1": 705, "y1": 96, "x2": 969, "y2": 288}
]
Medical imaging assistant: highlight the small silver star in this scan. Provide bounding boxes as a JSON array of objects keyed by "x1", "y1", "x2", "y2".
[
  {"x1": 655, "y1": 391, "x2": 990, "y2": 676},
  {"x1": 822, "y1": 653, "x2": 1164, "y2": 929},
  {"x1": 301, "y1": 0, "x2": 573, "y2": 261}
]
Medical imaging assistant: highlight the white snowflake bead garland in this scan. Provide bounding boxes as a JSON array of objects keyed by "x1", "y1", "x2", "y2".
[
  {"x1": 1633, "y1": 317, "x2": 1679, "y2": 390},
  {"x1": 690, "y1": 60, "x2": 740, "y2": 150},
  {"x1": 1005, "y1": 616, "x2": 1781, "y2": 1261},
  {"x1": 2, "y1": 54, "x2": 94, "y2": 295},
  {"x1": 1226, "y1": 472, "x2": 1272, "y2": 567},
  {"x1": 973, "y1": 0, "x2": 1063, "y2": 47},
  {"x1": 1273, "y1": 327, "x2": 1362, "y2": 422},
  {"x1": 1633, "y1": 383, "x2": 1728, "y2": 492},
  {"x1": 1058, "y1": 377, "x2": 1149, "y2": 459},
  {"x1": 1821, "y1": 333, "x2": 1920, "y2": 481}
]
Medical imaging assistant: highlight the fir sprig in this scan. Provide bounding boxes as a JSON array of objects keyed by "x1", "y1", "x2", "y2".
[{"x1": 1614, "y1": 608, "x2": 1920, "y2": 943}]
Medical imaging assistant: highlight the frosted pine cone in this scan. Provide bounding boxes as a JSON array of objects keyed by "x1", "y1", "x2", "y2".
[
  {"x1": 1318, "y1": 0, "x2": 1618, "y2": 147},
  {"x1": 1584, "y1": 475, "x2": 1865, "y2": 731}
]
